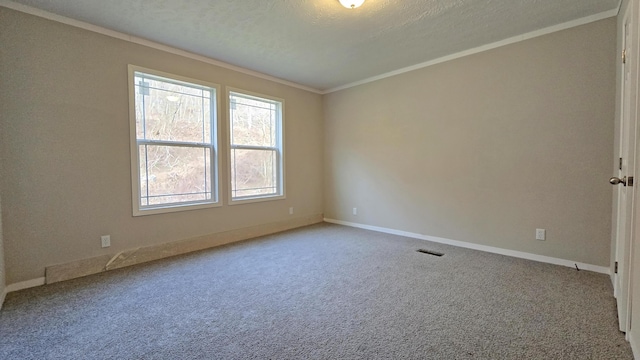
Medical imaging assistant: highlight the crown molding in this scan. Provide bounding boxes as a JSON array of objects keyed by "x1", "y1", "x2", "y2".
[
  {"x1": 323, "y1": 8, "x2": 619, "y2": 94},
  {"x1": 0, "y1": 0, "x2": 323, "y2": 94}
]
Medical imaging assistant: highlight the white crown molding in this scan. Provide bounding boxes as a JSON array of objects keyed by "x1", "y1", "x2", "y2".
[
  {"x1": 0, "y1": 0, "x2": 323, "y2": 95},
  {"x1": 0, "y1": 1, "x2": 622, "y2": 95},
  {"x1": 323, "y1": 8, "x2": 620, "y2": 94},
  {"x1": 324, "y1": 218, "x2": 611, "y2": 274}
]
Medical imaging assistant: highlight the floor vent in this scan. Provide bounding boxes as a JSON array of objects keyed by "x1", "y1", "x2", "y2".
[{"x1": 417, "y1": 249, "x2": 444, "y2": 257}]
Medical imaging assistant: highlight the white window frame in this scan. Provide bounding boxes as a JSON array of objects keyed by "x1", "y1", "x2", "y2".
[
  {"x1": 227, "y1": 88, "x2": 285, "y2": 204},
  {"x1": 128, "y1": 65, "x2": 221, "y2": 216}
]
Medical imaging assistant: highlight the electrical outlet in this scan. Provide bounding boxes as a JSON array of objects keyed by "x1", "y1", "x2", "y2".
[
  {"x1": 536, "y1": 229, "x2": 546, "y2": 241},
  {"x1": 101, "y1": 235, "x2": 111, "y2": 248},
  {"x1": 289, "y1": 207, "x2": 294, "y2": 215},
  {"x1": 353, "y1": 207, "x2": 358, "y2": 216}
]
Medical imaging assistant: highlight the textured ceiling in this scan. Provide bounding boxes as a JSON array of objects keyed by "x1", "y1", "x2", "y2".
[{"x1": 5, "y1": 0, "x2": 620, "y2": 91}]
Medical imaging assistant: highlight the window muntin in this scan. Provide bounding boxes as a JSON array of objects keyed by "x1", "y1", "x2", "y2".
[
  {"x1": 130, "y1": 67, "x2": 219, "y2": 215},
  {"x1": 229, "y1": 91, "x2": 284, "y2": 202}
]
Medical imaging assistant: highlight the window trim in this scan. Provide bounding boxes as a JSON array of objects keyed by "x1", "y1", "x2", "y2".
[
  {"x1": 128, "y1": 65, "x2": 222, "y2": 216},
  {"x1": 226, "y1": 87, "x2": 286, "y2": 205}
]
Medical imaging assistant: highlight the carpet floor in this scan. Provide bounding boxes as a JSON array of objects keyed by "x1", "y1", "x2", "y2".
[{"x1": 0, "y1": 223, "x2": 633, "y2": 359}]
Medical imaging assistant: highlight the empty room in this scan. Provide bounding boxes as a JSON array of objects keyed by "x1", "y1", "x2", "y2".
[{"x1": 1, "y1": 0, "x2": 640, "y2": 359}]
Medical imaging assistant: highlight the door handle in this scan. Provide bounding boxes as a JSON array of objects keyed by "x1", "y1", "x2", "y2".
[{"x1": 610, "y1": 176, "x2": 627, "y2": 186}]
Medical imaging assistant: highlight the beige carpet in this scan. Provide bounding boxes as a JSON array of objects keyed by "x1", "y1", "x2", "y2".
[{"x1": 0, "y1": 223, "x2": 632, "y2": 359}]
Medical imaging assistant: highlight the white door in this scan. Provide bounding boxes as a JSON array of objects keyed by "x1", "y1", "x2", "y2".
[{"x1": 613, "y1": 3, "x2": 638, "y2": 334}]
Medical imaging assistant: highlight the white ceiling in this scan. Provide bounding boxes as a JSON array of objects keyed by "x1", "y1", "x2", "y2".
[{"x1": 5, "y1": 0, "x2": 620, "y2": 91}]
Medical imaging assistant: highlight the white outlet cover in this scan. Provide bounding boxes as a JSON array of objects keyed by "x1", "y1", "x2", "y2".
[
  {"x1": 101, "y1": 235, "x2": 111, "y2": 248},
  {"x1": 536, "y1": 229, "x2": 546, "y2": 241}
]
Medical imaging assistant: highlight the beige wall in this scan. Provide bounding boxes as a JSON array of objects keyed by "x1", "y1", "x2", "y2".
[
  {"x1": 324, "y1": 18, "x2": 616, "y2": 266},
  {"x1": 0, "y1": 8, "x2": 324, "y2": 284},
  {"x1": 0, "y1": 7, "x2": 618, "y2": 284}
]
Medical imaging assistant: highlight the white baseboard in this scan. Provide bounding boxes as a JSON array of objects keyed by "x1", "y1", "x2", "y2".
[
  {"x1": 324, "y1": 218, "x2": 611, "y2": 275},
  {"x1": 1, "y1": 220, "x2": 611, "y2": 298},
  {"x1": 5, "y1": 277, "x2": 46, "y2": 293}
]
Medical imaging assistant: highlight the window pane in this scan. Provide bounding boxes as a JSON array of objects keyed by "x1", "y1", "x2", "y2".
[
  {"x1": 230, "y1": 94, "x2": 276, "y2": 147},
  {"x1": 135, "y1": 75, "x2": 212, "y2": 144},
  {"x1": 231, "y1": 148, "x2": 277, "y2": 198},
  {"x1": 139, "y1": 145, "x2": 212, "y2": 206}
]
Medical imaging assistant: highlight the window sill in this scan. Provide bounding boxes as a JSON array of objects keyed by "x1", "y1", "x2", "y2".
[
  {"x1": 133, "y1": 201, "x2": 222, "y2": 216},
  {"x1": 229, "y1": 194, "x2": 286, "y2": 206}
]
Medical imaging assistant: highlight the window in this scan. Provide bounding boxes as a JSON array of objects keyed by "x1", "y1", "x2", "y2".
[
  {"x1": 228, "y1": 90, "x2": 284, "y2": 203},
  {"x1": 128, "y1": 66, "x2": 219, "y2": 215}
]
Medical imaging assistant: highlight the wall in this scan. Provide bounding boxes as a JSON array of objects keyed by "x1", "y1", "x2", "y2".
[
  {"x1": 0, "y1": 8, "x2": 324, "y2": 284},
  {"x1": 324, "y1": 18, "x2": 616, "y2": 267}
]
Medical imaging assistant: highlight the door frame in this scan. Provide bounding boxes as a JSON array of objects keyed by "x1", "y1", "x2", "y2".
[{"x1": 614, "y1": 0, "x2": 639, "y2": 335}]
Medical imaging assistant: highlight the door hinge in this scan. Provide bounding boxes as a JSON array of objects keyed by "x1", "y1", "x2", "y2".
[
  {"x1": 623, "y1": 49, "x2": 627, "y2": 64},
  {"x1": 615, "y1": 261, "x2": 619, "y2": 274},
  {"x1": 620, "y1": 157, "x2": 623, "y2": 171}
]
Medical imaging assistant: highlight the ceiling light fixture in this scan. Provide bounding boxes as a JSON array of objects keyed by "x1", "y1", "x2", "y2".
[{"x1": 339, "y1": 0, "x2": 365, "y2": 9}]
